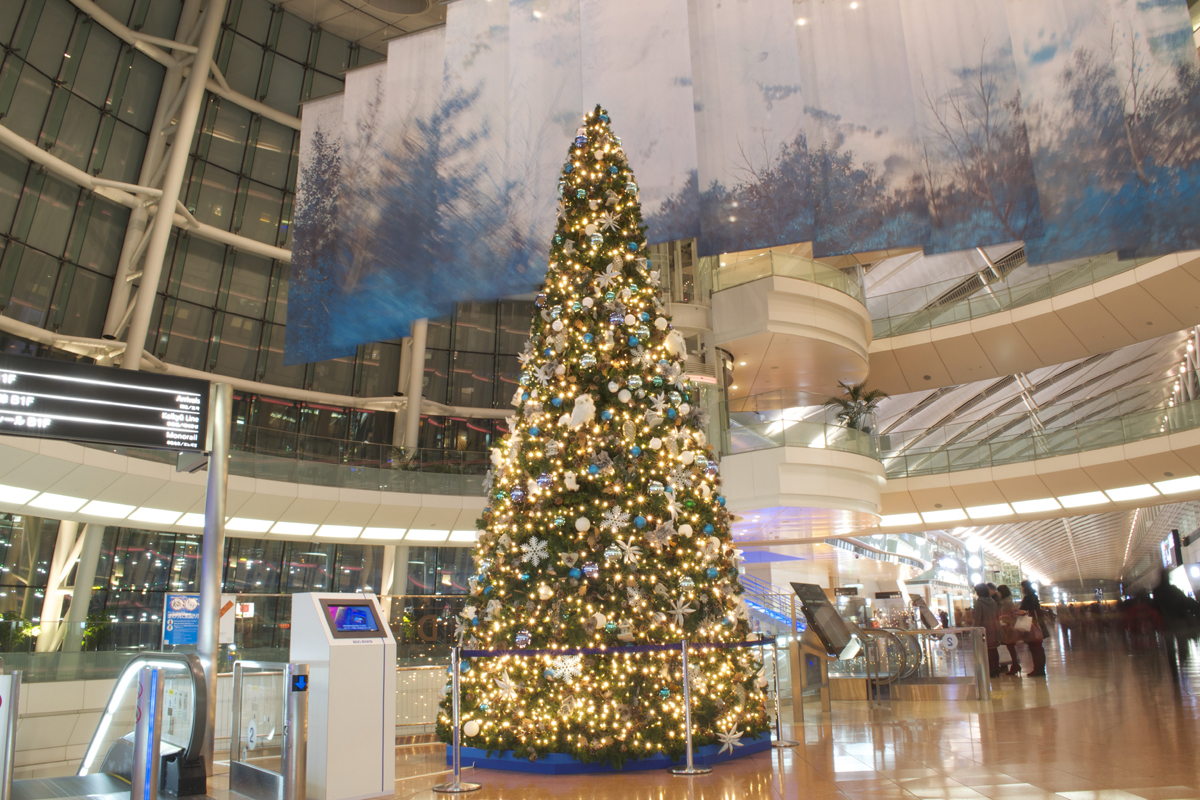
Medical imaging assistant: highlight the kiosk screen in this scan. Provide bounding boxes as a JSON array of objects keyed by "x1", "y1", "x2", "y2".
[
  {"x1": 319, "y1": 599, "x2": 387, "y2": 639},
  {"x1": 790, "y1": 582, "x2": 854, "y2": 657}
]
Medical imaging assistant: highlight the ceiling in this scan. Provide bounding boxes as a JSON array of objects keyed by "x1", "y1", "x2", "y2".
[{"x1": 274, "y1": 0, "x2": 446, "y2": 54}]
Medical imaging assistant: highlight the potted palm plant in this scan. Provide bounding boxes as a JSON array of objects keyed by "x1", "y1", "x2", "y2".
[{"x1": 824, "y1": 381, "x2": 888, "y2": 434}]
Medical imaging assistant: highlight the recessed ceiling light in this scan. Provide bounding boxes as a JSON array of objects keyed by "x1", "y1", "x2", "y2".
[
  {"x1": 921, "y1": 508, "x2": 966, "y2": 523},
  {"x1": 317, "y1": 525, "x2": 362, "y2": 539},
  {"x1": 406, "y1": 529, "x2": 450, "y2": 542},
  {"x1": 1105, "y1": 484, "x2": 1158, "y2": 502},
  {"x1": 880, "y1": 513, "x2": 921, "y2": 527},
  {"x1": 227, "y1": 518, "x2": 274, "y2": 533},
  {"x1": 362, "y1": 527, "x2": 408, "y2": 540},
  {"x1": 271, "y1": 522, "x2": 317, "y2": 536},
  {"x1": 0, "y1": 485, "x2": 39, "y2": 505},
  {"x1": 965, "y1": 503, "x2": 1013, "y2": 519},
  {"x1": 1058, "y1": 491, "x2": 1109, "y2": 508},
  {"x1": 739, "y1": 361, "x2": 746, "y2": 366},
  {"x1": 795, "y1": 17, "x2": 807, "y2": 25},
  {"x1": 449, "y1": 530, "x2": 479, "y2": 543},
  {"x1": 1155, "y1": 475, "x2": 1200, "y2": 494},
  {"x1": 129, "y1": 508, "x2": 183, "y2": 525},
  {"x1": 29, "y1": 493, "x2": 87, "y2": 512},
  {"x1": 731, "y1": 385, "x2": 738, "y2": 390},
  {"x1": 81, "y1": 500, "x2": 136, "y2": 519},
  {"x1": 178, "y1": 513, "x2": 206, "y2": 527},
  {"x1": 1011, "y1": 498, "x2": 1060, "y2": 513}
]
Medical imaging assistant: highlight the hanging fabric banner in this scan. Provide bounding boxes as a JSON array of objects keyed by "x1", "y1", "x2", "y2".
[
  {"x1": 286, "y1": 93, "x2": 343, "y2": 366},
  {"x1": 900, "y1": 0, "x2": 1044, "y2": 254},
  {"x1": 581, "y1": 0, "x2": 701, "y2": 245},
  {"x1": 793, "y1": 0, "x2": 931, "y2": 257},
  {"x1": 688, "y1": 0, "x2": 813, "y2": 257}
]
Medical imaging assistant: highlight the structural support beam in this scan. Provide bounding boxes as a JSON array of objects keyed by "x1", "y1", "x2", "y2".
[
  {"x1": 404, "y1": 319, "x2": 429, "y2": 449},
  {"x1": 35, "y1": 520, "x2": 80, "y2": 653},
  {"x1": 63, "y1": 523, "x2": 105, "y2": 653},
  {"x1": 123, "y1": 0, "x2": 228, "y2": 371},
  {"x1": 198, "y1": 382, "x2": 232, "y2": 775}
]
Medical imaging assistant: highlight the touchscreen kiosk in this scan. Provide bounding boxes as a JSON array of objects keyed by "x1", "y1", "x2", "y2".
[
  {"x1": 291, "y1": 593, "x2": 396, "y2": 800},
  {"x1": 790, "y1": 583, "x2": 860, "y2": 660}
]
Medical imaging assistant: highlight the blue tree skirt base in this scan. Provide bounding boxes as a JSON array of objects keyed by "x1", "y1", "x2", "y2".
[{"x1": 446, "y1": 732, "x2": 772, "y2": 774}]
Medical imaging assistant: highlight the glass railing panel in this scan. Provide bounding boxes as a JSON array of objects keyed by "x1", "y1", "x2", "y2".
[{"x1": 713, "y1": 252, "x2": 865, "y2": 304}]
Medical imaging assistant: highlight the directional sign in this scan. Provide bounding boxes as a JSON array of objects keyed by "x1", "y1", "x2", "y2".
[
  {"x1": 0, "y1": 352, "x2": 209, "y2": 451},
  {"x1": 291, "y1": 674, "x2": 308, "y2": 692}
]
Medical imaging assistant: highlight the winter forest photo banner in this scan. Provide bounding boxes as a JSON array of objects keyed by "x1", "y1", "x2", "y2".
[{"x1": 288, "y1": 0, "x2": 1200, "y2": 365}]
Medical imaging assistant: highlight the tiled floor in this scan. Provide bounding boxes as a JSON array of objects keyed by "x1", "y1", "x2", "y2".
[{"x1": 219, "y1": 633, "x2": 1200, "y2": 800}]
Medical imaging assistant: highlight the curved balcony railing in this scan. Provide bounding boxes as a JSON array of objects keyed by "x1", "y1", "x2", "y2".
[
  {"x1": 870, "y1": 251, "x2": 1146, "y2": 339},
  {"x1": 90, "y1": 426, "x2": 489, "y2": 495},
  {"x1": 883, "y1": 382, "x2": 1200, "y2": 479},
  {"x1": 712, "y1": 252, "x2": 866, "y2": 305},
  {"x1": 722, "y1": 390, "x2": 880, "y2": 458}
]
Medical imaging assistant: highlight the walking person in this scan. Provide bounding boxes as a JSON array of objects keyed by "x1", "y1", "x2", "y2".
[
  {"x1": 997, "y1": 584, "x2": 1021, "y2": 676},
  {"x1": 1019, "y1": 580, "x2": 1047, "y2": 677},
  {"x1": 973, "y1": 583, "x2": 1002, "y2": 678}
]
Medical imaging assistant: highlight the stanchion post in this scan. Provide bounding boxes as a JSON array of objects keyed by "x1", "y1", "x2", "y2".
[
  {"x1": 670, "y1": 641, "x2": 712, "y2": 776},
  {"x1": 769, "y1": 638, "x2": 798, "y2": 748},
  {"x1": 433, "y1": 647, "x2": 481, "y2": 794}
]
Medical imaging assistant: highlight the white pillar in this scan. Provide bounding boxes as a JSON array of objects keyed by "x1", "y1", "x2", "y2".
[
  {"x1": 122, "y1": 0, "x2": 228, "y2": 370},
  {"x1": 198, "y1": 382, "x2": 232, "y2": 774},
  {"x1": 35, "y1": 520, "x2": 80, "y2": 652},
  {"x1": 63, "y1": 523, "x2": 105, "y2": 653},
  {"x1": 403, "y1": 319, "x2": 428, "y2": 449}
]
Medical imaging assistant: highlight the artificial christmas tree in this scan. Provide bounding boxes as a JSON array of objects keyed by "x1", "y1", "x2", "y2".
[{"x1": 437, "y1": 106, "x2": 770, "y2": 770}]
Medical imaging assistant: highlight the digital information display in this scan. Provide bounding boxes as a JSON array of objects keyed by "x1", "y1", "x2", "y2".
[
  {"x1": 0, "y1": 353, "x2": 208, "y2": 452},
  {"x1": 319, "y1": 598, "x2": 387, "y2": 639}
]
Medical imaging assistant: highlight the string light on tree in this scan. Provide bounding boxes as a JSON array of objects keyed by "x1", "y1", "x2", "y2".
[{"x1": 436, "y1": 105, "x2": 768, "y2": 769}]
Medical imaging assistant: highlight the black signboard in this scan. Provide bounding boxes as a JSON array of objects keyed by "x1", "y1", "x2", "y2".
[
  {"x1": 875, "y1": 591, "x2": 903, "y2": 599},
  {"x1": 790, "y1": 582, "x2": 855, "y2": 657},
  {"x1": 834, "y1": 587, "x2": 859, "y2": 596},
  {"x1": 0, "y1": 353, "x2": 208, "y2": 452},
  {"x1": 909, "y1": 593, "x2": 941, "y2": 629}
]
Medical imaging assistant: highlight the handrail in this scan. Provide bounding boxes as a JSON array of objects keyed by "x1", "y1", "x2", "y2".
[
  {"x1": 79, "y1": 652, "x2": 207, "y2": 774},
  {"x1": 870, "y1": 251, "x2": 1146, "y2": 338},
  {"x1": 712, "y1": 252, "x2": 865, "y2": 305}
]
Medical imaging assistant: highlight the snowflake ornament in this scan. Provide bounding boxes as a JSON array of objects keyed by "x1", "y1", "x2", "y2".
[
  {"x1": 601, "y1": 507, "x2": 632, "y2": 531},
  {"x1": 651, "y1": 394, "x2": 668, "y2": 414},
  {"x1": 645, "y1": 521, "x2": 673, "y2": 549},
  {"x1": 598, "y1": 211, "x2": 620, "y2": 231},
  {"x1": 617, "y1": 538, "x2": 643, "y2": 564},
  {"x1": 496, "y1": 670, "x2": 519, "y2": 700},
  {"x1": 667, "y1": 466, "x2": 693, "y2": 490},
  {"x1": 596, "y1": 260, "x2": 622, "y2": 289},
  {"x1": 665, "y1": 495, "x2": 684, "y2": 521},
  {"x1": 549, "y1": 655, "x2": 583, "y2": 682},
  {"x1": 520, "y1": 536, "x2": 550, "y2": 566},
  {"x1": 626, "y1": 585, "x2": 643, "y2": 603},
  {"x1": 717, "y1": 724, "x2": 744, "y2": 755},
  {"x1": 669, "y1": 597, "x2": 696, "y2": 626},
  {"x1": 517, "y1": 341, "x2": 535, "y2": 366}
]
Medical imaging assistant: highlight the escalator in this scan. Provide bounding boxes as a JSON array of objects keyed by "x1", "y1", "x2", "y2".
[{"x1": 11, "y1": 653, "x2": 208, "y2": 800}]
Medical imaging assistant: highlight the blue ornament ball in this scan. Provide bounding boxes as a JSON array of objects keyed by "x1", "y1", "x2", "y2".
[
  {"x1": 627, "y1": 241, "x2": 639, "y2": 252},
  {"x1": 630, "y1": 446, "x2": 642, "y2": 457},
  {"x1": 667, "y1": 409, "x2": 677, "y2": 419},
  {"x1": 640, "y1": 312, "x2": 650, "y2": 321},
  {"x1": 575, "y1": 135, "x2": 588, "y2": 147},
  {"x1": 529, "y1": 426, "x2": 540, "y2": 436},
  {"x1": 628, "y1": 336, "x2": 639, "y2": 346},
  {"x1": 635, "y1": 515, "x2": 647, "y2": 528},
  {"x1": 552, "y1": 397, "x2": 563, "y2": 407},
  {"x1": 717, "y1": 495, "x2": 726, "y2": 507},
  {"x1": 605, "y1": 291, "x2": 616, "y2": 302},
  {"x1": 544, "y1": 347, "x2": 553, "y2": 357},
  {"x1": 569, "y1": 568, "x2": 582, "y2": 579},
  {"x1": 660, "y1": 688, "x2": 670, "y2": 698},
  {"x1": 564, "y1": 163, "x2": 573, "y2": 173},
  {"x1": 707, "y1": 567, "x2": 719, "y2": 579},
  {"x1": 484, "y1": 586, "x2": 492, "y2": 595},
  {"x1": 519, "y1": 572, "x2": 531, "y2": 582},
  {"x1": 600, "y1": 113, "x2": 610, "y2": 122},
  {"x1": 601, "y1": 409, "x2": 613, "y2": 420},
  {"x1": 584, "y1": 333, "x2": 594, "y2": 343},
  {"x1": 588, "y1": 464, "x2": 600, "y2": 475},
  {"x1": 522, "y1": 391, "x2": 530, "y2": 401},
  {"x1": 704, "y1": 524, "x2": 715, "y2": 534},
  {"x1": 609, "y1": 165, "x2": 618, "y2": 174}
]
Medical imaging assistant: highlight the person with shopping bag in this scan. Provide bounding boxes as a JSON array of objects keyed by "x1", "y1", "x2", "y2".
[
  {"x1": 997, "y1": 585, "x2": 1021, "y2": 676},
  {"x1": 1018, "y1": 580, "x2": 1047, "y2": 677}
]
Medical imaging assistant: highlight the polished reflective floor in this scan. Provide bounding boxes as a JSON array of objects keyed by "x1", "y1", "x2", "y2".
[{"x1": 383, "y1": 633, "x2": 1200, "y2": 800}]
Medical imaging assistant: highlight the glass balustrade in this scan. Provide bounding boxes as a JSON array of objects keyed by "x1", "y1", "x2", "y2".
[
  {"x1": 711, "y1": 252, "x2": 866, "y2": 305},
  {"x1": 721, "y1": 390, "x2": 880, "y2": 458},
  {"x1": 870, "y1": 251, "x2": 1146, "y2": 338}
]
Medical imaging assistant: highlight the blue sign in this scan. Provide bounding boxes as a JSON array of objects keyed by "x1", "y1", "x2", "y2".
[
  {"x1": 291, "y1": 674, "x2": 308, "y2": 692},
  {"x1": 162, "y1": 593, "x2": 201, "y2": 647}
]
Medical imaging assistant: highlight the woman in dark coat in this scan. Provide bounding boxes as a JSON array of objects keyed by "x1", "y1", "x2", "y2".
[
  {"x1": 1019, "y1": 579, "x2": 1047, "y2": 677},
  {"x1": 973, "y1": 583, "x2": 1001, "y2": 678}
]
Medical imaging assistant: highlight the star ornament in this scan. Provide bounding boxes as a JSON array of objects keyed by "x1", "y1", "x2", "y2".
[
  {"x1": 717, "y1": 724, "x2": 744, "y2": 755},
  {"x1": 617, "y1": 538, "x2": 642, "y2": 564},
  {"x1": 496, "y1": 670, "x2": 519, "y2": 700},
  {"x1": 599, "y1": 210, "x2": 620, "y2": 231}
]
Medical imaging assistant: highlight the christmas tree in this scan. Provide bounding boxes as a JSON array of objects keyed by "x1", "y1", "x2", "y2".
[{"x1": 437, "y1": 106, "x2": 769, "y2": 769}]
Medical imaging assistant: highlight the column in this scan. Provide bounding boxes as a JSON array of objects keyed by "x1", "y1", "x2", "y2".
[{"x1": 63, "y1": 524, "x2": 105, "y2": 653}]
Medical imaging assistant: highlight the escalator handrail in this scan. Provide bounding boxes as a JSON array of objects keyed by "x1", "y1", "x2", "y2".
[{"x1": 78, "y1": 652, "x2": 208, "y2": 775}]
